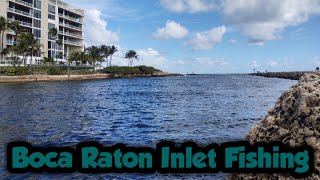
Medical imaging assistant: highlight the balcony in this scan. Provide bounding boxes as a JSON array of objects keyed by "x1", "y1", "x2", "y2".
[
  {"x1": 7, "y1": 29, "x2": 16, "y2": 35},
  {"x1": 59, "y1": 30, "x2": 82, "y2": 39},
  {"x1": 7, "y1": 7, "x2": 32, "y2": 17},
  {"x1": 57, "y1": 1, "x2": 85, "y2": 16},
  {"x1": 59, "y1": 22, "x2": 82, "y2": 31},
  {"x1": 64, "y1": 40, "x2": 82, "y2": 46},
  {"x1": 58, "y1": 13, "x2": 82, "y2": 24},
  {"x1": 8, "y1": 18, "x2": 32, "y2": 27},
  {"x1": 9, "y1": 0, "x2": 33, "y2": 8}
]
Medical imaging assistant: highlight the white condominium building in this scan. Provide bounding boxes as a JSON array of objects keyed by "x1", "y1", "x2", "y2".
[{"x1": 0, "y1": 0, "x2": 84, "y2": 66}]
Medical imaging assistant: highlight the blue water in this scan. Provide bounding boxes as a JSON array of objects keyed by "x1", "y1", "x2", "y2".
[{"x1": 0, "y1": 74, "x2": 296, "y2": 179}]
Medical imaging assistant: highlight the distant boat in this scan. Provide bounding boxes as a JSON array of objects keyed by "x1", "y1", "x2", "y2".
[{"x1": 187, "y1": 72, "x2": 198, "y2": 76}]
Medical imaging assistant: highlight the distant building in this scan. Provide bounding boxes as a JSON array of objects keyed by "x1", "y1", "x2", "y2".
[
  {"x1": 316, "y1": 67, "x2": 319, "y2": 71},
  {"x1": 0, "y1": 0, "x2": 84, "y2": 66}
]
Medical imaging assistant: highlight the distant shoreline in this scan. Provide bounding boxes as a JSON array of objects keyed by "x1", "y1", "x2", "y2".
[
  {"x1": 0, "y1": 72, "x2": 181, "y2": 84},
  {"x1": 250, "y1": 71, "x2": 320, "y2": 80}
]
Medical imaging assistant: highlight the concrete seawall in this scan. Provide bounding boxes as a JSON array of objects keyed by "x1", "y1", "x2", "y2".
[
  {"x1": 0, "y1": 72, "x2": 180, "y2": 83},
  {"x1": 251, "y1": 71, "x2": 320, "y2": 80}
]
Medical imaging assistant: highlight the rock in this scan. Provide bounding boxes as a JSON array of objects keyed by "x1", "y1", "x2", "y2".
[{"x1": 229, "y1": 74, "x2": 320, "y2": 179}]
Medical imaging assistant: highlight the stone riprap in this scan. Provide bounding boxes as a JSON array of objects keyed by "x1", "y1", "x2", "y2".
[{"x1": 229, "y1": 74, "x2": 320, "y2": 179}]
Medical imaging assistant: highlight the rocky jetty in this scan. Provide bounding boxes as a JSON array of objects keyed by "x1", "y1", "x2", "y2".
[
  {"x1": 229, "y1": 74, "x2": 320, "y2": 179},
  {"x1": 252, "y1": 71, "x2": 320, "y2": 80}
]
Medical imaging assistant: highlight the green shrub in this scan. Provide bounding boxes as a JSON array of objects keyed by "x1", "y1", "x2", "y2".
[
  {"x1": 47, "y1": 67, "x2": 65, "y2": 75},
  {"x1": 2, "y1": 67, "x2": 31, "y2": 76},
  {"x1": 103, "y1": 66, "x2": 161, "y2": 75}
]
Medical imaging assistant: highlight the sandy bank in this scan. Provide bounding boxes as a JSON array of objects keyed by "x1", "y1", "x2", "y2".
[
  {"x1": 251, "y1": 71, "x2": 320, "y2": 80},
  {"x1": 0, "y1": 72, "x2": 180, "y2": 83},
  {"x1": 229, "y1": 74, "x2": 320, "y2": 179}
]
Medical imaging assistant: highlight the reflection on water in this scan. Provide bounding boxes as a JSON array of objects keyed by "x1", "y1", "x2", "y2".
[{"x1": 0, "y1": 75, "x2": 296, "y2": 179}]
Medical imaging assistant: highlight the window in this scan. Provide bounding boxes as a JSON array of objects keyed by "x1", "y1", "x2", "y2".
[
  {"x1": 48, "y1": 23, "x2": 55, "y2": 29},
  {"x1": 33, "y1": 19, "x2": 41, "y2": 28},
  {"x1": 34, "y1": 0, "x2": 41, "y2": 9},
  {"x1": 34, "y1": 9, "x2": 41, "y2": 19},
  {"x1": 48, "y1": 41, "x2": 56, "y2": 49},
  {"x1": 48, "y1": 14, "x2": 55, "y2": 20},
  {"x1": 48, "y1": 4, "x2": 56, "y2": 14},
  {"x1": 33, "y1": 29, "x2": 41, "y2": 39}
]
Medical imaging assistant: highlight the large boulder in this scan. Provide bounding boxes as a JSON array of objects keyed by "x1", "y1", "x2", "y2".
[{"x1": 229, "y1": 74, "x2": 320, "y2": 179}]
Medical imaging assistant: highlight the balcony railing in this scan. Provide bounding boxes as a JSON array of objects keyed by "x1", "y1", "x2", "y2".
[
  {"x1": 57, "y1": 1, "x2": 85, "y2": 16},
  {"x1": 59, "y1": 22, "x2": 82, "y2": 31},
  {"x1": 10, "y1": 0, "x2": 33, "y2": 7},
  {"x1": 64, "y1": 40, "x2": 82, "y2": 46},
  {"x1": 8, "y1": 18, "x2": 32, "y2": 27},
  {"x1": 59, "y1": 31, "x2": 82, "y2": 39},
  {"x1": 58, "y1": 13, "x2": 82, "y2": 23},
  {"x1": 7, "y1": 7, "x2": 32, "y2": 17}
]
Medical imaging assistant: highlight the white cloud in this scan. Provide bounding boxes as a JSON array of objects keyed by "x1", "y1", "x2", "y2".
[
  {"x1": 84, "y1": 9, "x2": 119, "y2": 46},
  {"x1": 196, "y1": 58, "x2": 229, "y2": 66},
  {"x1": 137, "y1": 48, "x2": 168, "y2": 68},
  {"x1": 249, "y1": 60, "x2": 258, "y2": 68},
  {"x1": 154, "y1": 20, "x2": 189, "y2": 39},
  {"x1": 160, "y1": 0, "x2": 215, "y2": 13},
  {"x1": 107, "y1": 47, "x2": 169, "y2": 69},
  {"x1": 221, "y1": 0, "x2": 320, "y2": 44},
  {"x1": 173, "y1": 60, "x2": 186, "y2": 65},
  {"x1": 186, "y1": 26, "x2": 226, "y2": 50},
  {"x1": 267, "y1": 61, "x2": 280, "y2": 67}
]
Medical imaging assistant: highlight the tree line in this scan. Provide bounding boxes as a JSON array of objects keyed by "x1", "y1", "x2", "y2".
[{"x1": 0, "y1": 16, "x2": 139, "y2": 68}]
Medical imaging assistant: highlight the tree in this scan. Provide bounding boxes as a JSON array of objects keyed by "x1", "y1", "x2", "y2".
[
  {"x1": 8, "y1": 45, "x2": 21, "y2": 66},
  {"x1": 27, "y1": 37, "x2": 42, "y2": 70},
  {"x1": 0, "y1": 47, "x2": 9, "y2": 62},
  {"x1": 16, "y1": 32, "x2": 42, "y2": 69},
  {"x1": 42, "y1": 57, "x2": 55, "y2": 65},
  {"x1": 85, "y1": 46, "x2": 102, "y2": 69},
  {"x1": 8, "y1": 21, "x2": 21, "y2": 35},
  {"x1": 15, "y1": 32, "x2": 30, "y2": 66},
  {"x1": 100, "y1": 45, "x2": 110, "y2": 67},
  {"x1": 108, "y1": 45, "x2": 118, "y2": 67},
  {"x1": 48, "y1": 27, "x2": 63, "y2": 63},
  {"x1": 68, "y1": 51, "x2": 85, "y2": 65},
  {"x1": 0, "y1": 16, "x2": 8, "y2": 60},
  {"x1": 125, "y1": 50, "x2": 138, "y2": 67}
]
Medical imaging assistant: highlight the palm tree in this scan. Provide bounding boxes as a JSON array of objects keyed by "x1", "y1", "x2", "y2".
[
  {"x1": 100, "y1": 45, "x2": 110, "y2": 67},
  {"x1": 85, "y1": 46, "x2": 102, "y2": 69},
  {"x1": 108, "y1": 45, "x2": 118, "y2": 67},
  {"x1": 67, "y1": 51, "x2": 86, "y2": 78},
  {"x1": 28, "y1": 37, "x2": 42, "y2": 68},
  {"x1": 8, "y1": 21, "x2": 21, "y2": 35},
  {"x1": 125, "y1": 50, "x2": 138, "y2": 67},
  {"x1": 0, "y1": 47, "x2": 9, "y2": 62},
  {"x1": 16, "y1": 32, "x2": 30, "y2": 66},
  {"x1": 8, "y1": 45, "x2": 20, "y2": 66},
  {"x1": 68, "y1": 51, "x2": 85, "y2": 65},
  {"x1": 0, "y1": 16, "x2": 8, "y2": 60},
  {"x1": 48, "y1": 27, "x2": 63, "y2": 64},
  {"x1": 16, "y1": 32, "x2": 42, "y2": 69}
]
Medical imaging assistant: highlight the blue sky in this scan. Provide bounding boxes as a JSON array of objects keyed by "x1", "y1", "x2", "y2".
[{"x1": 65, "y1": 0, "x2": 320, "y2": 74}]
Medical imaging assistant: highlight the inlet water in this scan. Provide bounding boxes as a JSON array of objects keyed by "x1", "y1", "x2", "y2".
[{"x1": 0, "y1": 74, "x2": 296, "y2": 179}]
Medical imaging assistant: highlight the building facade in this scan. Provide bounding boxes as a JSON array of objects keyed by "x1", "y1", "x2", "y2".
[{"x1": 0, "y1": 0, "x2": 84, "y2": 66}]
